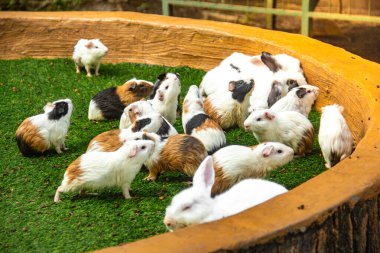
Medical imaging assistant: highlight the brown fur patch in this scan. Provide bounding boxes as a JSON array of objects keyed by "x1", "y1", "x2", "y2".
[
  {"x1": 87, "y1": 129, "x2": 122, "y2": 152},
  {"x1": 116, "y1": 81, "x2": 153, "y2": 106},
  {"x1": 66, "y1": 157, "x2": 83, "y2": 185},
  {"x1": 296, "y1": 127, "x2": 315, "y2": 155},
  {"x1": 195, "y1": 117, "x2": 223, "y2": 132},
  {"x1": 182, "y1": 101, "x2": 189, "y2": 114},
  {"x1": 211, "y1": 161, "x2": 233, "y2": 196},
  {"x1": 16, "y1": 118, "x2": 48, "y2": 154},
  {"x1": 203, "y1": 98, "x2": 222, "y2": 126},
  {"x1": 147, "y1": 134, "x2": 208, "y2": 180}
]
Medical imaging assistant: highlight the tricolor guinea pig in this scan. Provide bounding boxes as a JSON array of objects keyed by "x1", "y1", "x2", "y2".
[
  {"x1": 88, "y1": 78, "x2": 153, "y2": 121},
  {"x1": 244, "y1": 109, "x2": 314, "y2": 156},
  {"x1": 143, "y1": 133, "x2": 208, "y2": 182},
  {"x1": 54, "y1": 140, "x2": 155, "y2": 202},
  {"x1": 204, "y1": 79, "x2": 254, "y2": 129},
  {"x1": 127, "y1": 112, "x2": 178, "y2": 138},
  {"x1": 318, "y1": 104, "x2": 353, "y2": 169},
  {"x1": 72, "y1": 39, "x2": 108, "y2": 77},
  {"x1": 182, "y1": 85, "x2": 226, "y2": 154},
  {"x1": 270, "y1": 84, "x2": 319, "y2": 117},
  {"x1": 16, "y1": 99, "x2": 73, "y2": 157},
  {"x1": 163, "y1": 156, "x2": 288, "y2": 231},
  {"x1": 211, "y1": 142, "x2": 294, "y2": 195},
  {"x1": 119, "y1": 100, "x2": 155, "y2": 129},
  {"x1": 148, "y1": 73, "x2": 181, "y2": 124},
  {"x1": 87, "y1": 131, "x2": 149, "y2": 152}
]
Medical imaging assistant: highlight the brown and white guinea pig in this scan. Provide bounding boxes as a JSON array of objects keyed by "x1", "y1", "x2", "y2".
[
  {"x1": 318, "y1": 104, "x2": 353, "y2": 169},
  {"x1": 204, "y1": 79, "x2": 254, "y2": 129},
  {"x1": 119, "y1": 100, "x2": 155, "y2": 129},
  {"x1": 16, "y1": 99, "x2": 73, "y2": 157},
  {"x1": 244, "y1": 109, "x2": 314, "y2": 156},
  {"x1": 148, "y1": 73, "x2": 181, "y2": 124},
  {"x1": 143, "y1": 133, "x2": 208, "y2": 182},
  {"x1": 88, "y1": 78, "x2": 153, "y2": 121},
  {"x1": 72, "y1": 39, "x2": 108, "y2": 77},
  {"x1": 211, "y1": 142, "x2": 294, "y2": 196},
  {"x1": 270, "y1": 84, "x2": 319, "y2": 117},
  {"x1": 87, "y1": 131, "x2": 150, "y2": 152},
  {"x1": 182, "y1": 85, "x2": 226, "y2": 154},
  {"x1": 54, "y1": 140, "x2": 155, "y2": 202}
]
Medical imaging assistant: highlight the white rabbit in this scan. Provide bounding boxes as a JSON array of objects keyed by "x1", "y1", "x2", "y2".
[
  {"x1": 16, "y1": 99, "x2": 73, "y2": 156},
  {"x1": 244, "y1": 109, "x2": 314, "y2": 156},
  {"x1": 270, "y1": 84, "x2": 319, "y2": 117},
  {"x1": 319, "y1": 104, "x2": 353, "y2": 168},
  {"x1": 54, "y1": 140, "x2": 155, "y2": 202},
  {"x1": 73, "y1": 39, "x2": 108, "y2": 77},
  {"x1": 164, "y1": 156, "x2": 288, "y2": 231},
  {"x1": 148, "y1": 73, "x2": 181, "y2": 124},
  {"x1": 119, "y1": 100, "x2": 155, "y2": 129}
]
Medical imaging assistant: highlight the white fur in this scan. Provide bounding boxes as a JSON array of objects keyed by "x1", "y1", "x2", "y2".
[
  {"x1": 148, "y1": 73, "x2": 181, "y2": 124},
  {"x1": 54, "y1": 140, "x2": 154, "y2": 202},
  {"x1": 142, "y1": 133, "x2": 167, "y2": 171},
  {"x1": 244, "y1": 109, "x2": 314, "y2": 154},
  {"x1": 270, "y1": 84, "x2": 319, "y2": 117},
  {"x1": 164, "y1": 156, "x2": 288, "y2": 231},
  {"x1": 119, "y1": 100, "x2": 155, "y2": 129},
  {"x1": 213, "y1": 142, "x2": 294, "y2": 183},
  {"x1": 28, "y1": 99, "x2": 73, "y2": 154},
  {"x1": 88, "y1": 100, "x2": 104, "y2": 121},
  {"x1": 318, "y1": 104, "x2": 353, "y2": 168},
  {"x1": 125, "y1": 112, "x2": 178, "y2": 137},
  {"x1": 73, "y1": 39, "x2": 108, "y2": 77}
]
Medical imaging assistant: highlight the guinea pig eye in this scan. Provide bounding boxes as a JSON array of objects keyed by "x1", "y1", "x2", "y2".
[
  {"x1": 256, "y1": 118, "x2": 262, "y2": 122},
  {"x1": 277, "y1": 150, "x2": 283, "y2": 154},
  {"x1": 141, "y1": 146, "x2": 146, "y2": 150},
  {"x1": 165, "y1": 86, "x2": 169, "y2": 90},
  {"x1": 95, "y1": 46, "x2": 99, "y2": 49},
  {"x1": 129, "y1": 108, "x2": 133, "y2": 112},
  {"x1": 307, "y1": 90, "x2": 312, "y2": 93},
  {"x1": 134, "y1": 138, "x2": 140, "y2": 140}
]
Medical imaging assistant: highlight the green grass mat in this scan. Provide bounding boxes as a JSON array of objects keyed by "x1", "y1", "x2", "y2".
[{"x1": 0, "y1": 58, "x2": 326, "y2": 252}]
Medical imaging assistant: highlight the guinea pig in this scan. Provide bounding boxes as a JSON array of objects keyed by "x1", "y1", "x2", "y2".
[
  {"x1": 148, "y1": 73, "x2": 181, "y2": 124},
  {"x1": 16, "y1": 99, "x2": 73, "y2": 157},
  {"x1": 127, "y1": 112, "x2": 178, "y2": 138},
  {"x1": 54, "y1": 140, "x2": 155, "y2": 202},
  {"x1": 270, "y1": 84, "x2": 319, "y2": 117},
  {"x1": 143, "y1": 133, "x2": 208, "y2": 182},
  {"x1": 119, "y1": 100, "x2": 155, "y2": 129},
  {"x1": 163, "y1": 156, "x2": 288, "y2": 231},
  {"x1": 204, "y1": 78, "x2": 254, "y2": 129},
  {"x1": 72, "y1": 39, "x2": 108, "y2": 77},
  {"x1": 88, "y1": 78, "x2": 154, "y2": 121},
  {"x1": 211, "y1": 142, "x2": 294, "y2": 195},
  {"x1": 182, "y1": 85, "x2": 226, "y2": 154},
  {"x1": 260, "y1": 51, "x2": 304, "y2": 74},
  {"x1": 244, "y1": 109, "x2": 314, "y2": 156},
  {"x1": 318, "y1": 104, "x2": 353, "y2": 169}
]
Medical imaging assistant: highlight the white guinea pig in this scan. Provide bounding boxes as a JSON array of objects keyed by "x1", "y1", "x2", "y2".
[
  {"x1": 54, "y1": 140, "x2": 155, "y2": 202},
  {"x1": 163, "y1": 156, "x2": 288, "y2": 231},
  {"x1": 270, "y1": 84, "x2": 319, "y2": 117},
  {"x1": 119, "y1": 100, "x2": 155, "y2": 129},
  {"x1": 73, "y1": 39, "x2": 108, "y2": 77},
  {"x1": 16, "y1": 99, "x2": 73, "y2": 156},
  {"x1": 244, "y1": 109, "x2": 314, "y2": 156},
  {"x1": 211, "y1": 142, "x2": 294, "y2": 195},
  {"x1": 318, "y1": 104, "x2": 353, "y2": 168}
]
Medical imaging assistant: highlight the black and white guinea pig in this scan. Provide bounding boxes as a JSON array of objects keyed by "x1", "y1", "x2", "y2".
[
  {"x1": 128, "y1": 112, "x2": 178, "y2": 138},
  {"x1": 16, "y1": 99, "x2": 73, "y2": 157},
  {"x1": 204, "y1": 79, "x2": 254, "y2": 129},
  {"x1": 119, "y1": 99, "x2": 155, "y2": 129},
  {"x1": 182, "y1": 85, "x2": 226, "y2": 154},
  {"x1": 88, "y1": 78, "x2": 153, "y2": 121}
]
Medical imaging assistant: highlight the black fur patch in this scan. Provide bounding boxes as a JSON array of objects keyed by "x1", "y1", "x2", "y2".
[
  {"x1": 150, "y1": 72, "x2": 167, "y2": 99},
  {"x1": 132, "y1": 118, "x2": 152, "y2": 132},
  {"x1": 207, "y1": 142, "x2": 226, "y2": 155},
  {"x1": 231, "y1": 79, "x2": 254, "y2": 103},
  {"x1": 267, "y1": 81, "x2": 282, "y2": 107},
  {"x1": 156, "y1": 117, "x2": 171, "y2": 136},
  {"x1": 296, "y1": 87, "x2": 307, "y2": 98},
  {"x1": 48, "y1": 101, "x2": 69, "y2": 120},
  {"x1": 185, "y1": 113, "x2": 209, "y2": 134},
  {"x1": 230, "y1": 63, "x2": 241, "y2": 73},
  {"x1": 330, "y1": 151, "x2": 341, "y2": 167},
  {"x1": 16, "y1": 135, "x2": 43, "y2": 157},
  {"x1": 287, "y1": 79, "x2": 299, "y2": 91},
  {"x1": 92, "y1": 87, "x2": 125, "y2": 120},
  {"x1": 261, "y1": 51, "x2": 281, "y2": 73}
]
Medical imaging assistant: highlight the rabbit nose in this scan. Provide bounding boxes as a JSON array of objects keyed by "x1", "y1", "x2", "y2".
[
  {"x1": 164, "y1": 217, "x2": 176, "y2": 228},
  {"x1": 244, "y1": 123, "x2": 250, "y2": 130}
]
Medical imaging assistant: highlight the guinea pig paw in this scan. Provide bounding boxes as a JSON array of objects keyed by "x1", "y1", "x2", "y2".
[{"x1": 143, "y1": 175, "x2": 157, "y2": 182}]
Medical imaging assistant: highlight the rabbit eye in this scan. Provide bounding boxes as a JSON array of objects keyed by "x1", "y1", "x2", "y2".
[
  {"x1": 165, "y1": 86, "x2": 169, "y2": 90},
  {"x1": 182, "y1": 205, "x2": 191, "y2": 211},
  {"x1": 95, "y1": 46, "x2": 99, "y2": 49},
  {"x1": 277, "y1": 150, "x2": 283, "y2": 154},
  {"x1": 134, "y1": 138, "x2": 140, "y2": 140},
  {"x1": 141, "y1": 146, "x2": 146, "y2": 150},
  {"x1": 256, "y1": 118, "x2": 262, "y2": 122}
]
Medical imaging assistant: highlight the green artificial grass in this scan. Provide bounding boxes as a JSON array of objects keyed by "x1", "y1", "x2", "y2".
[{"x1": 0, "y1": 58, "x2": 326, "y2": 252}]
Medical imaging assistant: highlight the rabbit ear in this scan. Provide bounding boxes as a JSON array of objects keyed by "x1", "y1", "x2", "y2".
[{"x1": 193, "y1": 156, "x2": 215, "y2": 192}]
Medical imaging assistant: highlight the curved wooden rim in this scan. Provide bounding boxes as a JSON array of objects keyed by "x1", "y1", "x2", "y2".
[{"x1": 1, "y1": 12, "x2": 379, "y2": 252}]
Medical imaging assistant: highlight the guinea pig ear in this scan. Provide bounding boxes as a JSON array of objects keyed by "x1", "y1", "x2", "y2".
[
  {"x1": 157, "y1": 73, "x2": 167, "y2": 81},
  {"x1": 128, "y1": 83, "x2": 137, "y2": 91},
  {"x1": 296, "y1": 87, "x2": 307, "y2": 98},
  {"x1": 140, "y1": 98, "x2": 146, "y2": 101},
  {"x1": 193, "y1": 156, "x2": 215, "y2": 193},
  {"x1": 264, "y1": 111, "x2": 275, "y2": 120},
  {"x1": 85, "y1": 41, "x2": 94, "y2": 49},
  {"x1": 128, "y1": 144, "x2": 138, "y2": 158},
  {"x1": 250, "y1": 57, "x2": 264, "y2": 66},
  {"x1": 261, "y1": 51, "x2": 281, "y2": 73},
  {"x1": 228, "y1": 81, "x2": 236, "y2": 92},
  {"x1": 262, "y1": 145, "x2": 275, "y2": 157},
  {"x1": 287, "y1": 79, "x2": 299, "y2": 91},
  {"x1": 43, "y1": 102, "x2": 54, "y2": 112}
]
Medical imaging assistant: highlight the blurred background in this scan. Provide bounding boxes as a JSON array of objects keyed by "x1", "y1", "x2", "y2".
[{"x1": 1, "y1": 0, "x2": 379, "y2": 63}]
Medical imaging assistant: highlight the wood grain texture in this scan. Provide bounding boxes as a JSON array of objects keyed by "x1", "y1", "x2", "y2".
[{"x1": 1, "y1": 12, "x2": 380, "y2": 253}]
